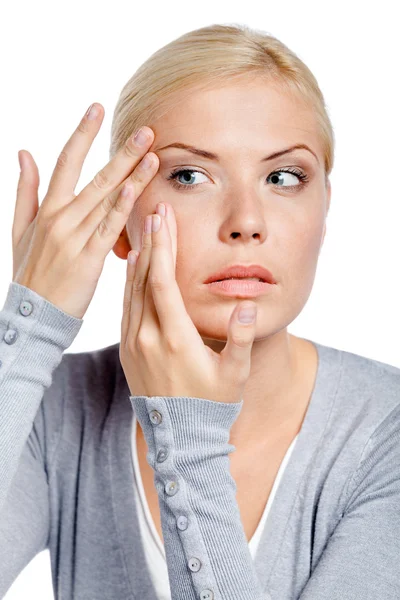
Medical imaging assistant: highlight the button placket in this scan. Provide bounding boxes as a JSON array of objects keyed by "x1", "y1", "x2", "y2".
[
  {"x1": 147, "y1": 399, "x2": 214, "y2": 600},
  {"x1": 2, "y1": 299, "x2": 34, "y2": 349}
]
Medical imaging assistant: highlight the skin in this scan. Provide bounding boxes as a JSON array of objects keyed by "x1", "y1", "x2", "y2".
[{"x1": 112, "y1": 76, "x2": 331, "y2": 454}]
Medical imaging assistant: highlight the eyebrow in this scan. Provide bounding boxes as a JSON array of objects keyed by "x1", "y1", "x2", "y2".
[{"x1": 154, "y1": 142, "x2": 319, "y2": 164}]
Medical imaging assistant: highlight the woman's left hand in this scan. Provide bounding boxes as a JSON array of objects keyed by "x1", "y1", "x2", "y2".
[{"x1": 119, "y1": 201, "x2": 258, "y2": 404}]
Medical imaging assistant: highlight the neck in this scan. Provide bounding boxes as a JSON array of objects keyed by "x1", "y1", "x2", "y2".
[{"x1": 202, "y1": 331, "x2": 318, "y2": 452}]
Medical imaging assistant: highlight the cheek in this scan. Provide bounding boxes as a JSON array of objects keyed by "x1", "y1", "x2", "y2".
[{"x1": 281, "y1": 214, "x2": 324, "y2": 303}]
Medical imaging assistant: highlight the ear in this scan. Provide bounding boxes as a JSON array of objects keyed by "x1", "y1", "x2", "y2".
[
  {"x1": 326, "y1": 177, "x2": 331, "y2": 214},
  {"x1": 112, "y1": 226, "x2": 132, "y2": 260},
  {"x1": 320, "y1": 178, "x2": 331, "y2": 249}
]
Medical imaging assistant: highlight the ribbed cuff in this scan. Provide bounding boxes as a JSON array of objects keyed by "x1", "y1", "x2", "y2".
[{"x1": 129, "y1": 395, "x2": 265, "y2": 599}]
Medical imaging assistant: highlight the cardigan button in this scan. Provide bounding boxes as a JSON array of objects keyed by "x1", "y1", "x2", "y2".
[
  {"x1": 188, "y1": 557, "x2": 201, "y2": 572},
  {"x1": 19, "y1": 300, "x2": 33, "y2": 316},
  {"x1": 165, "y1": 481, "x2": 179, "y2": 496},
  {"x1": 176, "y1": 515, "x2": 188, "y2": 530},
  {"x1": 4, "y1": 329, "x2": 18, "y2": 345},
  {"x1": 149, "y1": 409, "x2": 162, "y2": 425},
  {"x1": 156, "y1": 447, "x2": 168, "y2": 462}
]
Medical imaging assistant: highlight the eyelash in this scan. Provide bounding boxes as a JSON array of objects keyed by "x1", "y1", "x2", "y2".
[{"x1": 167, "y1": 166, "x2": 310, "y2": 192}]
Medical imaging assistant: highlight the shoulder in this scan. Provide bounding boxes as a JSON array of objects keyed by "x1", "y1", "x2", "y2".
[
  {"x1": 302, "y1": 342, "x2": 400, "y2": 517},
  {"x1": 339, "y1": 344, "x2": 400, "y2": 424},
  {"x1": 315, "y1": 341, "x2": 400, "y2": 434},
  {"x1": 315, "y1": 341, "x2": 400, "y2": 489}
]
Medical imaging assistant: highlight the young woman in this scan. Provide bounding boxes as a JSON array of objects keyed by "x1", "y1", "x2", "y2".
[{"x1": 1, "y1": 22, "x2": 399, "y2": 600}]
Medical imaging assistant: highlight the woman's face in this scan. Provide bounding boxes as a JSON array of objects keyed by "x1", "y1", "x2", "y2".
[{"x1": 122, "y1": 78, "x2": 330, "y2": 347}]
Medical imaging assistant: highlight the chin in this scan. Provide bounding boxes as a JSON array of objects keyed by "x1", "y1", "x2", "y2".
[{"x1": 194, "y1": 319, "x2": 267, "y2": 344}]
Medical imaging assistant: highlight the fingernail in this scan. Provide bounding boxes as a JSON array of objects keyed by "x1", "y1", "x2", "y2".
[
  {"x1": 152, "y1": 214, "x2": 161, "y2": 232},
  {"x1": 156, "y1": 203, "x2": 166, "y2": 216},
  {"x1": 133, "y1": 127, "x2": 148, "y2": 146},
  {"x1": 18, "y1": 151, "x2": 24, "y2": 172},
  {"x1": 128, "y1": 251, "x2": 138, "y2": 265},
  {"x1": 238, "y1": 306, "x2": 256, "y2": 323},
  {"x1": 86, "y1": 103, "x2": 99, "y2": 120}
]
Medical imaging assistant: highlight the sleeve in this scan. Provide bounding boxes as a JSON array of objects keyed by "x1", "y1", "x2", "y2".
[
  {"x1": 298, "y1": 406, "x2": 400, "y2": 599},
  {"x1": 0, "y1": 416, "x2": 51, "y2": 594},
  {"x1": 130, "y1": 394, "x2": 267, "y2": 600},
  {"x1": 0, "y1": 281, "x2": 83, "y2": 594}
]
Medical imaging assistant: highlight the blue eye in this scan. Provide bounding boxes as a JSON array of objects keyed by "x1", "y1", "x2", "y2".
[
  {"x1": 167, "y1": 169, "x2": 208, "y2": 189},
  {"x1": 167, "y1": 167, "x2": 309, "y2": 191}
]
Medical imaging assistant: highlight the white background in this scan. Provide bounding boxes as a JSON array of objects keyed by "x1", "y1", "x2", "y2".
[{"x1": 1, "y1": 0, "x2": 399, "y2": 597}]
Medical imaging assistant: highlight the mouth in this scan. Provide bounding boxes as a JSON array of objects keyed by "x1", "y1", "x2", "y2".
[
  {"x1": 205, "y1": 278, "x2": 275, "y2": 298},
  {"x1": 214, "y1": 277, "x2": 265, "y2": 282},
  {"x1": 204, "y1": 264, "x2": 276, "y2": 285}
]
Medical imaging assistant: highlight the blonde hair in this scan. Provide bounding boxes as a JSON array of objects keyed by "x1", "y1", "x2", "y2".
[{"x1": 110, "y1": 22, "x2": 335, "y2": 181}]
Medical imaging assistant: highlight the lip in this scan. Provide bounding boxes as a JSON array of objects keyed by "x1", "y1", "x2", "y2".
[
  {"x1": 204, "y1": 264, "x2": 276, "y2": 285},
  {"x1": 206, "y1": 279, "x2": 275, "y2": 297}
]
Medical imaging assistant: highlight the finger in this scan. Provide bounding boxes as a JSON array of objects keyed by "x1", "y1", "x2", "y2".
[
  {"x1": 12, "y1": 150, "x2": 40, "y2": 247},
  {"x1": 220, "y1": 302, "x2": 257, "y2": 379},
  {"x1": 68, "y1": 125, "x2": 155, "y2": 223},
  {"x1": 82, "y1": 154, "x2": 158, "y2": 257},
  {"x1": 44, "y1": 103, "x2": 105, "y2": 209},
  {"x1": 147, "y1": 209, "x2": 199, "y2": 343},
  {"x1": 121, "y1": 249, "x2": 139, "y2": 345},
  {"x1": 128, "y1": 212, "x2": 159, "y2": 345},
  {"x1": 163, "y1": 203, "x2": 177, "y2": 272}
]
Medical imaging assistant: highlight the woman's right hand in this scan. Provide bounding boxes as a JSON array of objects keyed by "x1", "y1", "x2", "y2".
[{"x1": 12, "y1": 103, "x2": 159, "y2": 319}]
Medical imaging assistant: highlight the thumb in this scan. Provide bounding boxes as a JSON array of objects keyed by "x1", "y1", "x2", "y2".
[
  {"x1": 13, "y1": 150, "x2": 40, "y2": 247},
  {"x1": 220, "y1": 301, "x2": 257, "y2": 378}
]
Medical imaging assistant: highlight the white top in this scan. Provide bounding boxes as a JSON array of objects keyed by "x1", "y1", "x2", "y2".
[{"x1": 131, "y1": 413, "x2": 299, "y2": 600}]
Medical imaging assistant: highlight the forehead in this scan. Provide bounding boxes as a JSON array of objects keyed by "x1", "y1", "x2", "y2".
[{"x1": 150, "y1": 79, "x2": 322, "y2": 160}]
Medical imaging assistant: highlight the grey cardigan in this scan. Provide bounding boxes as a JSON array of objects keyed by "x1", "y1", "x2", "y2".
[{"x1": 1, "y1": 281, "x2": 400, "y2": 599}]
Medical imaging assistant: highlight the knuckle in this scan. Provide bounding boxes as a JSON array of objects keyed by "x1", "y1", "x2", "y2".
[
  {"x1": 42, "y1": 217, "x2": 65, "y2": 247},
  {"x1": 93, "y1": 168, "x2": 111, "y2": 191},
  {"x1": 55, "y1": 150, "x2": 69, "y2": 170},
  {"x1": 113, "y1": 194, "x2": 125, "y2": 214},
  {"x1": 77, "y1": 118, "x2": 90, "y2": 134},
  {"x1": 123, "y1": 142, "x2": 140, "y2": 159},
  {"x1": 50, "y1": 219, "x2": 66, "y2": 240},
  {"x1": 141, "y1": 238, "x2": 152, "y2": 252},
  {"x1": 136, "y1": 331, "x2": 155, "y2": 352},
  {"x1": 130, "y1": 166, "x2": 146, "y2": 187},
  {"x1": 100, "y1": 194, "x2": 114, "y2": 214},
  {"x1": 148, "y1": 273, "x2": 165, "y2": 292},
  {"x1": 36, "y1": 203, "x2": 52, "y2": 226},
  {"x1": 122, "y1": 298, "x2": 132, "y2": 314},
  {"x1": 97, "y1": 218, "x2": 110, "y2": 238},
  {"x1": 132, "y1": 276, "x2": 146, "y2": 294},
  {"x1": 230, "y1": 333, "x2": 249, "y2": 348},
  {"x1": 164, "y1": 336, "x2": 180, "y2": 353}
]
